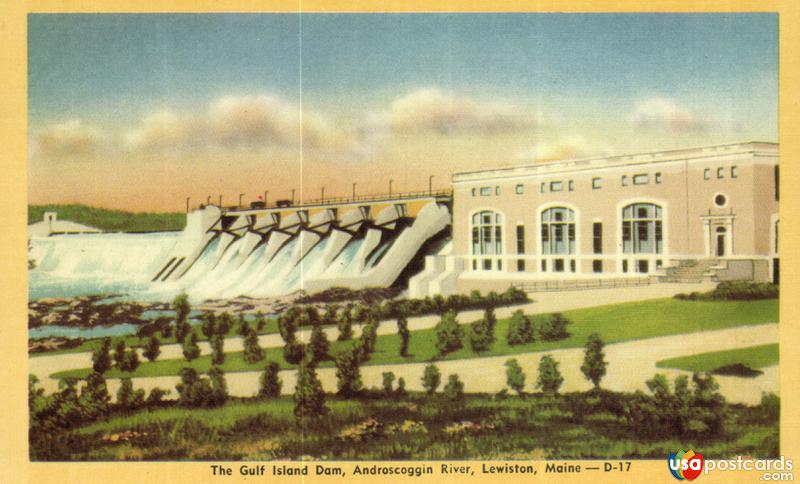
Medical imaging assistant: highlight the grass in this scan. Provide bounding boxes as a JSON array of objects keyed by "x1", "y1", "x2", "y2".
[
  {"x1": 656, "y1": 344, "x2": 779, "y2": 373},
  {"x1": 28, "y1": 204, "x2": 185, "y2": 232},
  {"x1": 52, "y1": 298, "x2": 778, "y2": 380},
  {"x1": 31, "y1": 393, "x2": 779, "y2": 461}
]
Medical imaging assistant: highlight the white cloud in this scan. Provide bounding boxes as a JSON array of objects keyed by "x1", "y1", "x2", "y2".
[
  {"x1": 632, "y1": 97, "x2": 712, "y2": 134},
  {"x1": 34, "y1": 119, "x2": 105, "y2": 158},
  {"x1": 516, "y1": 135, "x2": 616, "y2": 162},
  {"x1": 383, "y1": 87, "x2": 538, "y2": 135}
]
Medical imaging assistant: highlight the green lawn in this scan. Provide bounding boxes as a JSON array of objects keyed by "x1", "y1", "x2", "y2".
[
  {"x1": 29, "y1": 204, "x2": 186, "y2": 232},
  {"x1": 53, "y1": 298, "x2": 778, "y2": 380},
  {"x1": 656, "y1": 344, "x2": 779, "y2": 372}
]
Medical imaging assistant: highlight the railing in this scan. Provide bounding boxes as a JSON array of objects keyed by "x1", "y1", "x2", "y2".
[
  {"x1": 512, "y1": 277, "x2": 652, "y2": 293},
  {"x1": 218, "y1": 189, "x2": 452, "y2": 213}
]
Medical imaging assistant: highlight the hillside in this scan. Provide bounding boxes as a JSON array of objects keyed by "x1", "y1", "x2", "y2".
[{"x1": 28, "y1": 204, "x2": 186, "y2": 233}]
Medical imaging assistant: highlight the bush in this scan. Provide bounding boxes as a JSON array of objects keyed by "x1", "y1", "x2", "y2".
[
  {"x1": 422, "y1": 363, "x2": 441, "y2": 395},
  {"x1": 336, "y1": 306, "x2": 354, "y2": 341},
  {"x1": 398, "y1": 316, "x2": 410, "y2": 357},
  {"x1": 210, "y1": 333, "x2": 225, "y2": 365},
  {"x1": 175, "y1": 367, "x2": 226, "y2": 408},
  {"x1": 435, "y1": 310, "x2": 463, "y2": 357},
  {"x1": 396, "y1": 377, "x2": 408, "y2": 398},
  {"x1": 674, "y1": 281, "x2": 779, "y2": 301},
  {"x1": 283, "y1": 340, "x2": 305, "y2": 365},
  {"x1": 536, "y1": 355, "x2": 564, "y2": 395},
  {"x1": 357, "y1": 320, "x2": 378, "y2": 362},
  {"x1": 335, "y1": 347, "x2": 363, "y2": 397},
  {"x1": 308, "y1": 324, "x2": 330, "y2": 363},
  {"x1": 258, "y1": 361, "x2": 282, "y2": 398},
  {"x1": 143, "y1": 335, "x2": 161, "y2": 362},
  {"x1": 506, "y1": 310, "x2": 535, "y2": 346},
  {"x1": 182, "y1": 330, "x2": 201, "y2": 361},
  {"x1": 581, "y1": 333, "x2": 607, "y2": 389},
  {"x1": 382, "y1": 371, "x2": 395, "y2": 395},
  {"x1": 443, "y1": 374, "x2": 464, "y2": 401},
  {"x1": 243, "y1": 329, "x2": 264, "y2": 364},
  {"x1": 79, "y1": 371, "x2": 110, "y2": 418},
  {"x1": 468, "y1": 316, "x2": 494, "y2": 353},
  {"x1": 208, "y1": 366, "x2": 228, "y2": 405},
  {"x1": 91, "y1": 338, "x2": 112, "y2": 373},
  {"x1": 173, "y1": 294, "x2": 192, "y2": 343},
  {"x1": 505, "y1": 358, "x2": 526, "y2": 396},
  {"x1": 200, "y1": 312, "x2": 217, "y2": 339},
  {"x1": 237, "y1": 316, "x2": 251, "y2": 337},
  {"x1": 116, "y1": 378, "x2": 145, "y2": 409},
  {"x1": 539, "y1": 313, "x2": 570, "y2": 341},
  {"x1": 294, "y1": 362, "x2": 327, "y2": 420},
  {"x1": 146, "y1": 387, "x2": 169, "y2": 405}
]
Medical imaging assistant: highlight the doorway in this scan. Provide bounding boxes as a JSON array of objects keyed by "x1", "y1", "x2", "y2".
[{"x1": 715, "y1": 227, "x2": 726, "y2": 257}]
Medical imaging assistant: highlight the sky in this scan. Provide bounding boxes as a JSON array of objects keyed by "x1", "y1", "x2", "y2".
[{"x1": 28, "y1": 13, "x2": 778, "y2": 212}]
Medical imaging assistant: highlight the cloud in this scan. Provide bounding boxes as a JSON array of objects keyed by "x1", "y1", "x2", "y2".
[
  {"x1": 632, "y1": 97, "x2": 712, "y2": 134},
  {"x1": 383, "y1": 87, "x2": 538, "y2": 135},
  {"x1": 124, "y1": 94, "x2": 340, "y2": 153},
  {"x1": 516, "y1": 135, "x2": 616, "y2": 162},
  {"x1": 34, "y1": 119, "x2": 105, "y2": 158}
]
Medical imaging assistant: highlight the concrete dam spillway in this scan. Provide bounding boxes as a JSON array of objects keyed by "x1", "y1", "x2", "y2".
[{"x1": 29, "y1": 193, "x2": 452, "y2": 302}]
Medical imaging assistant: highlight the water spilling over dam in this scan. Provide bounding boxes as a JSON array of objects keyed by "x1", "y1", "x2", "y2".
[{"x1": 29, "y1": 193, "x2": 452, "y2": 302}]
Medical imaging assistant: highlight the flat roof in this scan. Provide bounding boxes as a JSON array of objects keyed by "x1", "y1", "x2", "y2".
[{"x1": 452, "y1": 141, "x2": 778, "y2": 183}]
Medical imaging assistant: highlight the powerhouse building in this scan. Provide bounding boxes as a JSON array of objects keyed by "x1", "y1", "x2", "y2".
[{"x1": 410, "y1": 141, "x2": 779, "y2": 296}]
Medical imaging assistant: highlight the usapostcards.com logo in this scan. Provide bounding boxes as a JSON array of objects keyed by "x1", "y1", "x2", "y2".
[{"x1": 668, "y1": 449, "x2": 705, "y2": 481}]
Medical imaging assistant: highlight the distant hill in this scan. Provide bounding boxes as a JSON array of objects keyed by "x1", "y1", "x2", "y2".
[{"x1": 28, "y1": 204, "x2": 186, "y2": 233}]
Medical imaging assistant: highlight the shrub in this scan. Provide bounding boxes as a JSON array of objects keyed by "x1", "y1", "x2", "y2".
[
  {"x1": 243, "y1": 329, "x2": 264, "y2": 364},
  {"x1": 182, "y1": 330, "x2": 201, "y2": 361},
  {"x1": 237, "y1": 315, "x2": 251, "y2": 337},
  {"x1": 112, "y1": 340, "x2": 126, "y2": 368},
  {"x1": 210, "y1": 333, "x2": 225, "y2": 365},
  {"x1": 322, "y1": 304, "x2": 339, "y2": 326},
  {"x1": 278, "y1": 308, "x2": 300, "y2": 344},
  {"x1": 308, "y1": 324, "x2": 330, "y2": 363},
  {"x1": 143, "y1": 335, "x2": 161, "y2": 362},
  {"x1": 539, "y1": 313, "x2": 570, "y2": 341},
  {"x1": 216, "y1": 312, "x2": 234, "y2": 335},
  {"x1": 146, "y1": 387, "x2": 169, "y2": 405},
  {"x1": 382, "y1": 371, "x2": 395, "y2": 395},
  {"x1": 116, "y1": 378, "x2": 144, "y2": 409},
  {"x1": 173, "y1": 294, "x2": 192, "y2": 343},
  {"x1": 398, "y1": 316, "x2": 410, "y2": 357},
  {"x1": 357, "y1": 320, "x2": 378, "y2": 362},
  {"x1": 336, "y1": 306, "x2": 354, "y2": 341},
  {"x1": 468, "y1": 316, "x2": 494, "y2": 353},
  {"x1": 506, "y1": 310, "x2": 535, "y2": 346},
  {"x1": 674, "y1": 281, "x2": 779, "y2": 301},
  {"x1": 335, "y1": 347, "x2": 363, "y2": 397},
  {"x1": 443, "y1": 374, "x2": 465, "y2": 401},
  {"x1": 396, "y1": 377, "x2": 408, "y2": 398},
  {"x1": 294, "y1": 361, "x2": 327, "y2": 420},
  {"x1": 505, "y1": 358, "x2": 526, "y2": 396},
  {"x1": 175, "y1": 368, "x2": 218, "y2": 408},
  {"x1": 435, "y1": 310, "x2": 463, "y2": 357},
  {"x1": 208, "y1": 366, "x2": 228, "y2": 405},
  {"x1": 283, "y1": 340, "x2": 305, "y2": 365},
  {"x1": 536, "y1": 355, "x2": 564, "y2": 395},
  {"x1": 91, "y1": 338, "x2": 112, "y2": 373},
  {"x1": 258, "y1": 361, "x2": 282, "y2": 398},
  {"x1": 581, "y1": 333, "x2": 607, "y2": 389},
  {"x1": 422, "y1": 363, "x2": 441, "y2": 395},
  {"x1": 79, "y1": 371, "x2": 110, "y2": 418},
  {"x1": 200, "y1": 312, "x2": 217, "y2": 339}
]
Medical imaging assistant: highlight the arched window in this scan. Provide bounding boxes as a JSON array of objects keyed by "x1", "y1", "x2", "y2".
[
  {"x1": 471, "y1": 210, "x2": 503, "y2": 270},
  {"x1": 622, "y1": 203, "x2": 663, "y2": 254},
  {"x1": 541, "y1": 207, "x2": 576, "y2": 255}
]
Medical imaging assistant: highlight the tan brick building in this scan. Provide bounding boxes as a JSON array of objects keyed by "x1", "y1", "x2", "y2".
[{"x1": 410, "y1": 142, "x2": 779, "y2": 296}]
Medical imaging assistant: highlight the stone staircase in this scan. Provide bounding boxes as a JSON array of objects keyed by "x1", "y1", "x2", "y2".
[{"x1": 660, "y1": 259, "x2": 718, "y2": 283}]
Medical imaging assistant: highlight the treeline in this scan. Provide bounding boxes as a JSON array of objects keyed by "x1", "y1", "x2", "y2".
[
  {"x1": 28, "y1": 204, "x2": 186, "y2": 233},
  {"x1": 675, "y1": 281, "x2": 778, "y2": 301}
]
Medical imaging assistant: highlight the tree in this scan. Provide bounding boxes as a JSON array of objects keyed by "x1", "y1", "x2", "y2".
[
  {"x1": 484, "y1": 306, "x2": 497, "y2": 333},
  {"x1": 259, "y1": 361, "x2": 282, "y2": 398},
  {"x1": 536, "y1": 355, "x2": 564, "y2": 395},
  {"x1": 506, "y1": 310, "x2": 535, "y2": 346},
  {"x1": 539, "y1": 313, "x2": 570, "y2": 341},
  {"x1": 113, "y1": 340, "x2": 126, "y2": 368},
  {"x1": 308, "y1": 324, "x2": 330, "y2": 363},
  {"x1": 468, "y1": 317, "x2": 494, "y2": 353},
  {"x1": 396, "y1": 377, "x2": 408, "y2": 398},
  {"x1": 79, "y1": 371, "x2": 110, "y2": 417},
  {"x1": 435, "y1": 310, "x2": 463, "y2": 357},
  {"x1": 382, "y1": 371, "x2": 395, "y2": 395},
  {"x1": 182, "y1": 330, "x2": 201, "y2": 361},
  {"x1": 505, "y1": 358, "x2": 526, "y2": 396},
  {"x1": 580, "y1": 333, "x2": 607, "y2": 389},
  {"x1": 146, "y1": 387, "x2": 169, "y2": 405},
  {"x1": 335, "y1": 347, "x2": 363, "y2": 397},
  {"x1": 216, "y1": 312, "x2": 234, "y2": 335},
  {"x1": 200, "y1": 312, "x2": 217, "y2": 339},
  {"x1": 278, "y1": 308, "x2": 299, "y2": 344},
  {"x1": 143, "y1": 335, "x2": 161, "y2": 362},
  {"x1": 208, "y1": 366, "x2": 228, "y2": 405},
  {"x1": 337, "y1": 306, "x2": 354, "y2": 341},
  {"x1": 294, "y1": 361, "x2": 327, "y2": 420},
  {"x1": 322, "y1": 304, "x2": 339, "y2": 326},
  {"x1": 176, "y1": 368, "x2": 214, "y2": 407},
  {"x1": 173, "y1": 293, "x2": 192, "y2": 343},
  {"x1": 210, "y1": 333, "x2": 225, "y2": 365},
  {"x1": 116, "y1": 377, "x2": 144, "y2": 409},
  {"x1": 243, "y1": 329, "x2": 264, "y2": 364},
  {"x1": 398, "y1": 316, "x2": 410, "y2": 357},
  {"x1": 443, "y1": 374, "x2": 464, "y2": 401},
  {"x1": 116, "y1": 345, "x2": 140, "y2": 373},
  {"x1": 237, "y1": 315, "x2": 251, "y2": 337},
  {"x1": 422, "y1": 363, "x2": 441, "y2": 395},
  {"x1": 91, "y1": 338, "x2": 112, "y2": 373},
  {"x1": 283, "y1": 340, "x2": 305, "y2": 365},
  {"x1": 357, "y1": 320, "x2": 378, "y2": 361},
  {"x1": 254, "y1": 312, "x2": 267, "y2": 332}
]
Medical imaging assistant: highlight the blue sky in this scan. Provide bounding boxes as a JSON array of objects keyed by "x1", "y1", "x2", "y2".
[{"x1": 28, "y1": 13, "x2": 778, "y2": 211}]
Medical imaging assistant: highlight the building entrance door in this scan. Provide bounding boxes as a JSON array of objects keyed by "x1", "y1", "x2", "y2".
[{"x1": 715, "y1": 227, "x2": 727, "y2": 257}]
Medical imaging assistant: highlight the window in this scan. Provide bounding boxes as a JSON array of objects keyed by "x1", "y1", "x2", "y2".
[
  {"x1": 704, "y1": 168, "x2": 711, "y2": 180},
  {"x1": 568, "y1": 180, "x2": 574, "y2": 191},
  {"x1": 714, "y1": 194, "x2": 727, "y2": 207},
  {"x1": 637, "y1": 260, "x2": 649, "y2": 273},
  {"x1": 592, "y1": 177, "x2": 602, "y2": 189},
  {"x1": 480, "y1": 187, "x2": 492, "y2": 196},
  {"x1": 516, "y1": 225, "x2": 525, "y2": 254},
  {"x1": 633, "y1": 174, "x2": 649, "y2": 185},
  {"x1": 541, "y1": 207, "x2": 576, "y2": 255},
  {"x1": 622, "y1": 260, "x2": 629, "y2": 273},
  {"x1": 731, "y1": 166, "x2": 738, "y2": 178},
  {"x1": 621, "y1": 175, "x2": 628, "y2": 186},
  {"x1": 717, "y1": 167, "x2": 724, "y2": 179},
  {"x1": 622, "y1": 203, "x2": 663, "y2": 254},
  {"x1": 593, "y1": 222, "x2": 602, "y2": 254},
  {"x1": 550, "y1": 181, "x2": 563, "y2": 192},
  {"x1": 517, "y1": 260, "x2": 526, "y2": 271},
  {"x1": 775, "y1": 166, "x2": 779, "y2": 201},
  {"x1": 655, "y1": 172, "x2": 662, "y2": 184},
  {"x1": 541, "y1": 259, "x2": 546, "y2": 271},
  {"x1": 470, "y1": 211, "x2": 503, "y2": 271},
  {"x1": 570, "y1": 260, "x2": 576, "y2": 272},
  {"x1": 471, "y1": 188, "x2": 477, "y2": 196},
  {"x1": 554, "y1": 259, "x2": 565, "y2": 272},
  {"x1": 495, "y1": 186, "x2": 501, "y2": 195},
  {"x1": 515, "y1": 184, "x2": 524, "y2": 194},
  {"x1": 593, "y1": 260, "x2": 602, "y2": 273},
  {"x1": 540, "y1": 182, "x2": 546, "y2": 193}
]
